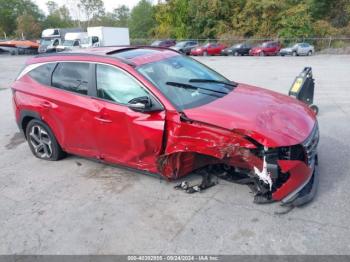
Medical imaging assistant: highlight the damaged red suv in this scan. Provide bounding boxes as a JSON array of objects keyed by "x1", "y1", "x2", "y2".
[{"x1": 12, "y1": 47, "x2": 319, "y2": 207}]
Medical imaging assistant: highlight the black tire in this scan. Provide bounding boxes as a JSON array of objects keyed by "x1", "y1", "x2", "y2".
[
  {"x1": 308, "y1": 51, "x2": 313, "y2": 56},
  {"x1": 292, "y1": 51, "x2": 297, "y2": 56},
  {"x1": 259, "y1": 51, "x2": 265, "y2": 56},
  {"x1": 25, "y1": 119, "x2": 65, "y2": 161},
  {"x1": 234, "y1": 51, "x2": 239, "y2": 56},
  {"x1": 203, "y1": 51, "x2": 208, "y2": 56}
]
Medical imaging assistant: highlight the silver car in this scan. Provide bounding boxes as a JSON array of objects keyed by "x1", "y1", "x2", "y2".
[{"x1": 280, "y1": 43, "x2": 315, "y2": 56}]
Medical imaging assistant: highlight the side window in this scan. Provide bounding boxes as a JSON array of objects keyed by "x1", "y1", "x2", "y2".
[
  {"x1": 96, "y1": 64, "x2": 148, "y2": 104},
  {"x1": 52, "y1": 62, "x2": 89, "y2": 95},
  {"x1": 28, "y1": 63, "x2": 56, "y2": 86}
]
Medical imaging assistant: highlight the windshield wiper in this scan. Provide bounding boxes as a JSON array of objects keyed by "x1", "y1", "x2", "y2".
[
  {"x1": 166, "y1": 81, "x2": 228, "y2": 95},
  {"x1": 189, "y1": 79, "x2": 238, "y2": 89}
]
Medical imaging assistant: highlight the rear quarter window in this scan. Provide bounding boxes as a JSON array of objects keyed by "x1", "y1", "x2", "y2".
[
  {"x1": 28, "y1": 63, "x2": 56, "y2": 86},
  {"x1": 52, "y1": 62, "x2": 90, "y2": 95}
]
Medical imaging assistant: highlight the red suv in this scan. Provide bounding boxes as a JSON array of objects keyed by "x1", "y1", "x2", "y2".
[
  {"x1": 249, "y1": 41, "x2": 281, "y2": 56},
  {"x1": 190, "y1": 43, "x2": 226, "y2": 56},
  {"x1": 12, "y1": 47, "x2": 319, "y2": 207}
]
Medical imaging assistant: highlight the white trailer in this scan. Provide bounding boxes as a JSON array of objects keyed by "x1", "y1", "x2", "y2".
[{"x1": 86, "y1": 27, "x2": 130, "y2": 47}]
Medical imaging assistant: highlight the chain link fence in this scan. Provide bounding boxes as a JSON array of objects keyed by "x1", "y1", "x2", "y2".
[{"x1": 131, "y1": 37, "x2": 350, "y2": 54}]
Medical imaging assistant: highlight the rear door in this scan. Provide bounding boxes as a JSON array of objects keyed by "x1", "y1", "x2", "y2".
[
  {"x1": 92, "y1": 63, "x2": 165, "y2": 172},
  {"x1": 38, "y1": 61, "x2": 99, "y2": 157}
]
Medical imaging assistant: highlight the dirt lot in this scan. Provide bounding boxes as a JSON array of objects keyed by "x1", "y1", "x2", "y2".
[{"x1": 0, "y1": 54, "x2": 350, "y2": 254}]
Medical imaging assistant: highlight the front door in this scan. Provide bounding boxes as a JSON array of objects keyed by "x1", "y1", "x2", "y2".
[{"x1": 93, "y1": 63, "x2": 166, "y2": 173}]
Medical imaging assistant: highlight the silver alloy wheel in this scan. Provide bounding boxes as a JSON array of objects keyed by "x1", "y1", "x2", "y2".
[{"x1": 29, "y1": 125, "x2": 53, "y2": 159}]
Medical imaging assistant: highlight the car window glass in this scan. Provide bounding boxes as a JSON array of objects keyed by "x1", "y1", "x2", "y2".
[
  {"x1": 96, "y1": 64, "x2": 148, "y2": 104},
  {"x1": 29, "y1": 63, "x2": 56, "y2": 86},
  {"x1": 52, "y1": 62, "x2": 89, "y2": 95}
]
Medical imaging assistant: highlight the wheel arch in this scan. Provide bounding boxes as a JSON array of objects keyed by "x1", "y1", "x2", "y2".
[
  {"x1": 20, "y1": 110, "x2": 41, "y2": 138},
  {"x1": 19, "y1": 110, "x2": 63, "y2": 148}
]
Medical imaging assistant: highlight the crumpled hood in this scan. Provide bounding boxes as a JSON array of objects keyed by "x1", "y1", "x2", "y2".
[{"x1": 183, "y1": 84, "x2": 316, "y2": 147}]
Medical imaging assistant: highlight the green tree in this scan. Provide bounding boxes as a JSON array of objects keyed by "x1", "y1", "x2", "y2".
[
  {"x1": 129, "y1": 0, "x2": 156, "y2": 38},
  {"x1": 43, "y1": 2, "x2": 73, "y2": 28},
  {"x1": 0, "y1": 0, "x2": 43, "y2": 37},
  {"x1": 80, "y1": 0, "x2": 105, "y2": 26},
  {"x1": 112, "y1": 5, "x2": 130, "y2": 27},
  {"x1": 278, "y1": 3, "x2": 314, "y2": 38},
  {"x1": 15, "y1": 13, "x2": 42, "y2": 39}
]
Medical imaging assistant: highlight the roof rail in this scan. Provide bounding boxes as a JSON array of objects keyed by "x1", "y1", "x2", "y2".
[
  {"x1": 34, "y1": 52, "x2": 136, "y2": 67},
  {"x1": 105, "y1": 45, "x2": 182, "y2": 55}
]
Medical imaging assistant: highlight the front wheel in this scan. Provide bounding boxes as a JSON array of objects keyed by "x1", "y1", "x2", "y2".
[
  {"x1": 259, "y1": 51, "x2": 265, "y2": 56},
  {"x1": 292, "y1": 51, "x2": 297, "y2": 56},
  {"x1": 203, "y1": 51, "x2": 208, "y2": 56},
  {"x1": 308, "y1": 51, "x2": 313, "y2": 56},
  {"x1": 234, "y1": 51, "x2": 239, "y2": 56},
  {"x1": 26, "y1": 119, "x2": 66, "y2": 161}
]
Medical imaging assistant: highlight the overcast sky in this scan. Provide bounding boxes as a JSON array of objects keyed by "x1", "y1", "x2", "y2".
[{"x1": 33, "y1": 0, "x2": 155, "y2": 14}]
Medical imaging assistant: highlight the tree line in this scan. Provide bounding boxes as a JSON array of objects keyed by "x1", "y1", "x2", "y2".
[{"x1": 0, "y1": 0, "x2": 349, "y2": 40}]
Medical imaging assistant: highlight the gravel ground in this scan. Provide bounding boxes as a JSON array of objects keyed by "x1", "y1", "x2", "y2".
[{"x1": 0, "y1": 54, "x2": 350, "y2": 255}]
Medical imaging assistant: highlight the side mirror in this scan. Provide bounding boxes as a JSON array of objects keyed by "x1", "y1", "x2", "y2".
[{"x1": 128, "y1": 96, "x2": 152, "y2": 112}]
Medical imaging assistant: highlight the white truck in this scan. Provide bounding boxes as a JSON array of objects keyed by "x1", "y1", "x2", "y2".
[
  {"x1": 38, "y1": 28, "x2": 84, "y2": 53},
  {"x1": 82, "y1": 27, "x2": 130, "y2": 47},
  {"x1": 56, "y1": 32, "x2": 88, "y2": 52}
]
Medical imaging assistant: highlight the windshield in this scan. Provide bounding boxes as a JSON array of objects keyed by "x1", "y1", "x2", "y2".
[
  {"x1": 63, "y1": 40, "x2": 74, "y2": 46},
  {"x1": 40, "y1": 39, "x2": 53, "y2": 46},
  {"x1": 136, "y1": 55, "x2": 233, "y2": 110},
  {"x1": 151, "y1": 41, "x2": 161, "y2": 46},
  {"x1": 175, "y1": 42, "x2": 186, "y2": 48}
]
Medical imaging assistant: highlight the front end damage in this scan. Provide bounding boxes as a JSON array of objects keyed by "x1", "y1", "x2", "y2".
[{"x1": 157, "y1": 112, "x2": 319, "y2": 208}]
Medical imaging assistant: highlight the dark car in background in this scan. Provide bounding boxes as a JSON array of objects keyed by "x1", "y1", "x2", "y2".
[
  {"x1": 221, "y1": 43, "x2": 252, "y2": 56},
  {"x1": 249, "y1": 41, "x2": 281, "y2": 56},
  {"x1": 171, "y1": 40, "x2": 198, "y2": 55},
  {"x1": 151, "y1": 39, "x2": 176, "y2": 48},
  {"x1": 190, "y1": 43, "x2": 226, "y2": 56},
  {"x1": 280, "y1": 43, "x2": 315, "y2": 56}
]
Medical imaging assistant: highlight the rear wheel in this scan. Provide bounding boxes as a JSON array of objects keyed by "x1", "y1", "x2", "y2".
[
  {"x1": 203, "y1": 51, "x2": 208, "y2": 56},
  {"x1": 259, "y1": 51, "x2": 265, "y2": 56},
  {"x1": 234, "y1": 51, "x2": 239, "y2": 56},
  {"x1": 308, "y1": 50, "x2": 313, "y2": 56},
  {"x1": 26, "y1": 119, "x2": 65, "y2": 161},
  {"x1": 292, "y1": 51, "x2": 297, "y2": 56}
]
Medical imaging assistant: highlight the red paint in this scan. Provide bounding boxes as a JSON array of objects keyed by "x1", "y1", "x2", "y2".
[
  {"x1": 273, "y1": 160, "x2": 312, "y2": 200},
  {"x1": 184, "y1": 84, "x2": 316, "y2": 147},
  {"x1": 190, "y1": 43, "x2": 226, "y2": 56},
  {"x1": 249, "y1": 41, "x2": 281, "y2": 56},
  {"x1": 13, "y1": 47, "x2": 317, "y2": 202}
]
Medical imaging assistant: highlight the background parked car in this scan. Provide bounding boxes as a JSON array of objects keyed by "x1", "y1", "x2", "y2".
[
  {"x1": 190, "y1": 43, "x2": 226, "y2": 56},
  {"x1": 171, "y1": 40, "x2": 198, "y2": 55},
  {"x1": 151, "y1": 39, "x2": 176, "y2": 48},
  {"x1": 280, "y1": 43, "x2": 315, "y2": 56},
  {"x1": 249, "y1": 41, "x2": 281, "y2": 56},
  {"x1": 221, "y1": 43, "x2": 252, "y2": 56}
]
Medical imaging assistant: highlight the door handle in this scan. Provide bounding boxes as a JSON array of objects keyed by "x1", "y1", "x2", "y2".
[
  {"x1": 40, "y1": 101, "x2": 52, "y2": 108},
  {"x1": 94, "y1": 116, "x2": 112, "y2": 123}
]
